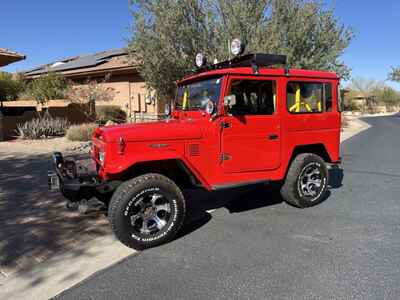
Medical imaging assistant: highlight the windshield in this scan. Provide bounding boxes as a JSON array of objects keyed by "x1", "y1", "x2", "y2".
[{"x1": 175, "y1": 77, "x2": 222, "y2": 110}]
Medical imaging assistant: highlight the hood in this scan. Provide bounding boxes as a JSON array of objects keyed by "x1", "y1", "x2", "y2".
[{"x1": 97, "y1": 119, "x2": 203, "y2": 143}]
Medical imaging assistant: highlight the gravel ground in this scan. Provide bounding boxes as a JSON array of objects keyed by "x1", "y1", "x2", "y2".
[{"x1": 0, "y1": 137, "x2": 91, "y2": 156}]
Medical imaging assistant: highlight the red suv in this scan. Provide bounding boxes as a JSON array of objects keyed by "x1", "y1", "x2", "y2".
[{"x1": 49, "y1": 51, "x2": 341, "y2": 250}]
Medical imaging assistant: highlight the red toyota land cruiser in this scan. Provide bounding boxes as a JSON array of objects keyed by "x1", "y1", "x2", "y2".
[{"x1": 49, "y1": 45, "x2": 341, "y2": 250}]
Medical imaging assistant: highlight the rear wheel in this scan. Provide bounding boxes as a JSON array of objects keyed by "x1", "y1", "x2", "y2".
[
  {"x1": 281, "y1": 153, "x2": 328, "y2": 208},
  {"x1": 108, "y1": 173, "x2": 186, "y2": 250}
]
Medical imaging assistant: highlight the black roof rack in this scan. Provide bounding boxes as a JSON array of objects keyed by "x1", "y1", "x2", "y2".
[{"x1": 194, "y1": 53, "x2": 287, "y2": 74}]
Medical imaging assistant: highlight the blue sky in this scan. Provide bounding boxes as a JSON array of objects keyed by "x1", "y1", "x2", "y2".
[{"x1": 1, "y1": 1, "x2": 399, "y2": 89}]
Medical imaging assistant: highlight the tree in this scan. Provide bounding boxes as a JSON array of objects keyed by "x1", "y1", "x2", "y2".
[
  {"x1": 347, "y1": 77, "x2": 383, "y2": 112},
  {"x1": 347, "y1": 77, "x2": 400, "y2": 112},
  {"x1": 378, "y1": 86, "x2": 400, "y2": 111},
  {"x1": 128, "y1": 0, "x2": 353, "y2": 99},
  {"x1": 388, "y1": 67, "x2": 400, "y2": 83},
  {"x1": 65, "y1": 76, "x2": 116, "y2": 121},
  {"x1": 26, "y1": 73, "x2": 68, "y2": 105},
  {"x1": 0, "y1": 72, "x2": 25, "y2": 101},
  {"x1": 348, "y1": 77, "x2": 383, "y2": 97}
]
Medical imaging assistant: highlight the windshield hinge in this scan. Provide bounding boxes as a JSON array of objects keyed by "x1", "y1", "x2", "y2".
[{"x1": 220, "y1": 121, "x2": 230, "y2": 129}]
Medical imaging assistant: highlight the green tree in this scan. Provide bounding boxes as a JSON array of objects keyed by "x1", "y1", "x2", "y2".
[
  {"x1": 26, "y1": 73, "x2": 68, "y2": 105},
  {"x1": 347, "y1": 77, "x2": 383, "y2": 112},
  {"x1": 378, "y1": 86, "x2": 400, "y2": 111},
  {"x1": 128, "y1": 0, "x2": 353, "y2": 99},
  {"x1": 388, "y1": 67, "x2": 400, "y2": 82},
  {"x1": 348, "y1": 77, "x2": 383, "y2": 97},
  {"x1": 0, "y1": 72, "x2": 25, "y2": 101},
  {"x1": 65, "y1": 76, "x2": 116, "y2": 121}
]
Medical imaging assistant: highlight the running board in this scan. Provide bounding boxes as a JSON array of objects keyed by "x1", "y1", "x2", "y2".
[{"x1": 211, "y1": 179, "x2": 270, "y2": 191}]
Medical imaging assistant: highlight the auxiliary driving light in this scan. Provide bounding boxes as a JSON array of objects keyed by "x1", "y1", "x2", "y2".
[
  {"x1": 231, "y1": 38, "x2": 245, "y2": 56},
  {"x1": 195, "y1": 53, "x2": 207, "y2": 68},
  {"x1": 52, "y1": 152, "x2": 63, "y2": 167},
  {"x1": 98, "y1": 151, "x2": 105, "y2": 163}
]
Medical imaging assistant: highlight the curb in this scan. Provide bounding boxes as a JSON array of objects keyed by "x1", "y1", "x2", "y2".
[{"x1": 341, "y1": 117, "x2": 371, "y2": 143}]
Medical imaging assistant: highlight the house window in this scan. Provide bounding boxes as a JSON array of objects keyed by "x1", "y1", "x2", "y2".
[{"x1": 287, "y1": 82, "x2": 333, "y2": 113}]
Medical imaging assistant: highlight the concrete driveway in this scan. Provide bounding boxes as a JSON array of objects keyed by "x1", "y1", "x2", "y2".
[
  {"x1": 0, "y1": 142, "x2": 134, "y2": 299},
  {"x1": 56, "y1": 114, "x2": 400, "y2": 299}
]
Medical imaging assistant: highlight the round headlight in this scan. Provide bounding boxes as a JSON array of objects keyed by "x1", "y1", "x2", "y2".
[
  {"x1": 231, "y1": 38, "x2": 245, "y2": 56},
  {"x1": 195, "y1": 53, "x2": 206, "y2": 68}
]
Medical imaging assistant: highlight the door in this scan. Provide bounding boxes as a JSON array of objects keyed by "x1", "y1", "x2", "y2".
[{"x1": 221, "y1": 77, "x2": 281, "y2": 173}]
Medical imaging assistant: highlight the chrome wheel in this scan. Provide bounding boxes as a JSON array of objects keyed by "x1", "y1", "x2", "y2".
[
  {"x1": 129, "y1": 193, "x2": 171, "y2": 236},
  {"x1": 298, "y1": 163, "x2": 323, "y2": 199}
]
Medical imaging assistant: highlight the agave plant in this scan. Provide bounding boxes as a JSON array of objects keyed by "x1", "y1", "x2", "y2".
[{"x1": 16, "y1": 114, "x2": 71, "y2": 139}]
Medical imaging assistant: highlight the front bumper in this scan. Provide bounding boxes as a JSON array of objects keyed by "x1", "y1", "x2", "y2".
[{"x1": 48, "y1": 152, "x2": 121, "y2": 202}]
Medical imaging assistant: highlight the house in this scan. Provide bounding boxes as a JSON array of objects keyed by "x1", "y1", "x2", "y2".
[
  {"x1": 22, "y1": 48, "x2": 163, "y2": 122},
  {"x1": 0, "y1": 48, "x2": 26, "y2": 140},
  {"x1": 0, "y1": 48, "x2": 25, "y2": 67}
]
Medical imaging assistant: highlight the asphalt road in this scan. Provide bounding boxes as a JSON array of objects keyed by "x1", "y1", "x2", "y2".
[{"x1": 56, "y1": 115, "x2": 400, "y2": 300}]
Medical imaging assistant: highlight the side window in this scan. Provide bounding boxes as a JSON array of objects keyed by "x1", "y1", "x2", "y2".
[
  {"x1": 287, "y1": 82, "x2": 333, "y2": 113},
  {"x1": 228, "y1": 80, "x2": 276, "y2": 116},
  {"x1": 325, "y1": 83, "x2": 333, "y2": 112},
  {"x1": 337, "y1": 85, "x2": 343, "y2": 112}
]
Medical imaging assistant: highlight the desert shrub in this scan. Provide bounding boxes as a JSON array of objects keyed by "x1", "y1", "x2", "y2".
[
  {"x1": 96, "y1": 105, "x2": 126, "y2": 124},
  {"x1": 379, "y1": 86, "x2": 400, "y2": 111},
  {"x1": 66, "y1": 123, "x2": 98, "y2": 141},
  {"x1": 345, "y1": 100, "x2": 360, "y2": 112},
  {"x1": 0, "y1": 72, "x2": 26, "y2": 101},
  {"x1": 17, "y1": 115, "x2": 70, "y2": 139},
  {"x1": 25, "y1": 73, "x2": 68, "y2": 104}
]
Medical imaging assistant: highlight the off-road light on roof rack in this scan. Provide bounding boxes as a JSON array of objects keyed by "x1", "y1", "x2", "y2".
[
  {"x1": 193, "y1": 53, "x2": 287, "y2": 74},
  {"x1": 231, "y1": 38, "x2": 245, "y2": 56},
  {"x1": 195, "y1": 53, "x2": 207, "y2": 68}
]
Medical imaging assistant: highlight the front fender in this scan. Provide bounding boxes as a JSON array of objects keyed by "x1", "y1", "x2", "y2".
[
  {"x1": 102, "y1": 141, "x2": 211, "y2": 190},
  {"x1": 104, "y1": 141, "x2": 185, "y2": 174}
]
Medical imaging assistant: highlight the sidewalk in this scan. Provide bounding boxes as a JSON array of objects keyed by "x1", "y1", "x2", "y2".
[{"x1": 341, "y1": 115, "x2": 371, "y2": 142}]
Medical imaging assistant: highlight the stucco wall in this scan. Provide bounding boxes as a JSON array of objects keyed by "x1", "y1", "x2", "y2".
[
  {"x1": 6, "y1": 72, "x2": 164, "y2": 123},
  {"x1": 70, "y1": 73, "x2": 162, "y2": 121},
  {"x1": 0, "y1": 104, "x2": 89, "y2": 141}
]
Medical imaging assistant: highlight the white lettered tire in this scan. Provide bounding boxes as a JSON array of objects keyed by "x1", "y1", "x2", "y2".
[{"x1": 108, "y1": 173, "x2": 186, "y2": 250}]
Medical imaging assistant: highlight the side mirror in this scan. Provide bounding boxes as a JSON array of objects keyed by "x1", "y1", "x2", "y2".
[
  {"x1": 224, "y1": 95, "x2": 236, "y2": 108},
  {"x1": 205, "y1": 100, "x2": 215, "y2": 115}
]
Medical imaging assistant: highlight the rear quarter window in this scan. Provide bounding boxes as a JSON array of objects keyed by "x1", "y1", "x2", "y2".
[{"x1": 287, "y1": 82, "x2": 333, "y2": 114}]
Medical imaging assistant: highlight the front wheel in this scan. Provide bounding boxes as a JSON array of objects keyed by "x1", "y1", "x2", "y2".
[
  {"x1": 108, "y1": 173, "x2": 186, "y2": 250},
  {"x1": 280, "y1": 153, "x2": 329, "y2": 208}
]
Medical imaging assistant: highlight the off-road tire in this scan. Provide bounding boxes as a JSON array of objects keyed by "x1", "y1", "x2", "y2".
[
  {"x1": 108, "y1": 173, "x2": 186, "y2": 250},
  {"x1": 280, "y1": 153, "x2": 328, "y2": 208}
]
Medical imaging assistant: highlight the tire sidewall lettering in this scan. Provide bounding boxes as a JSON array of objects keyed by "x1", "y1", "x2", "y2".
[
  {"x1": 123, "y1": 187, "x2": 160, "y2": 217},
  {"x1": 124, "y1": 186, "x2": 179, "y2": 243}
]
